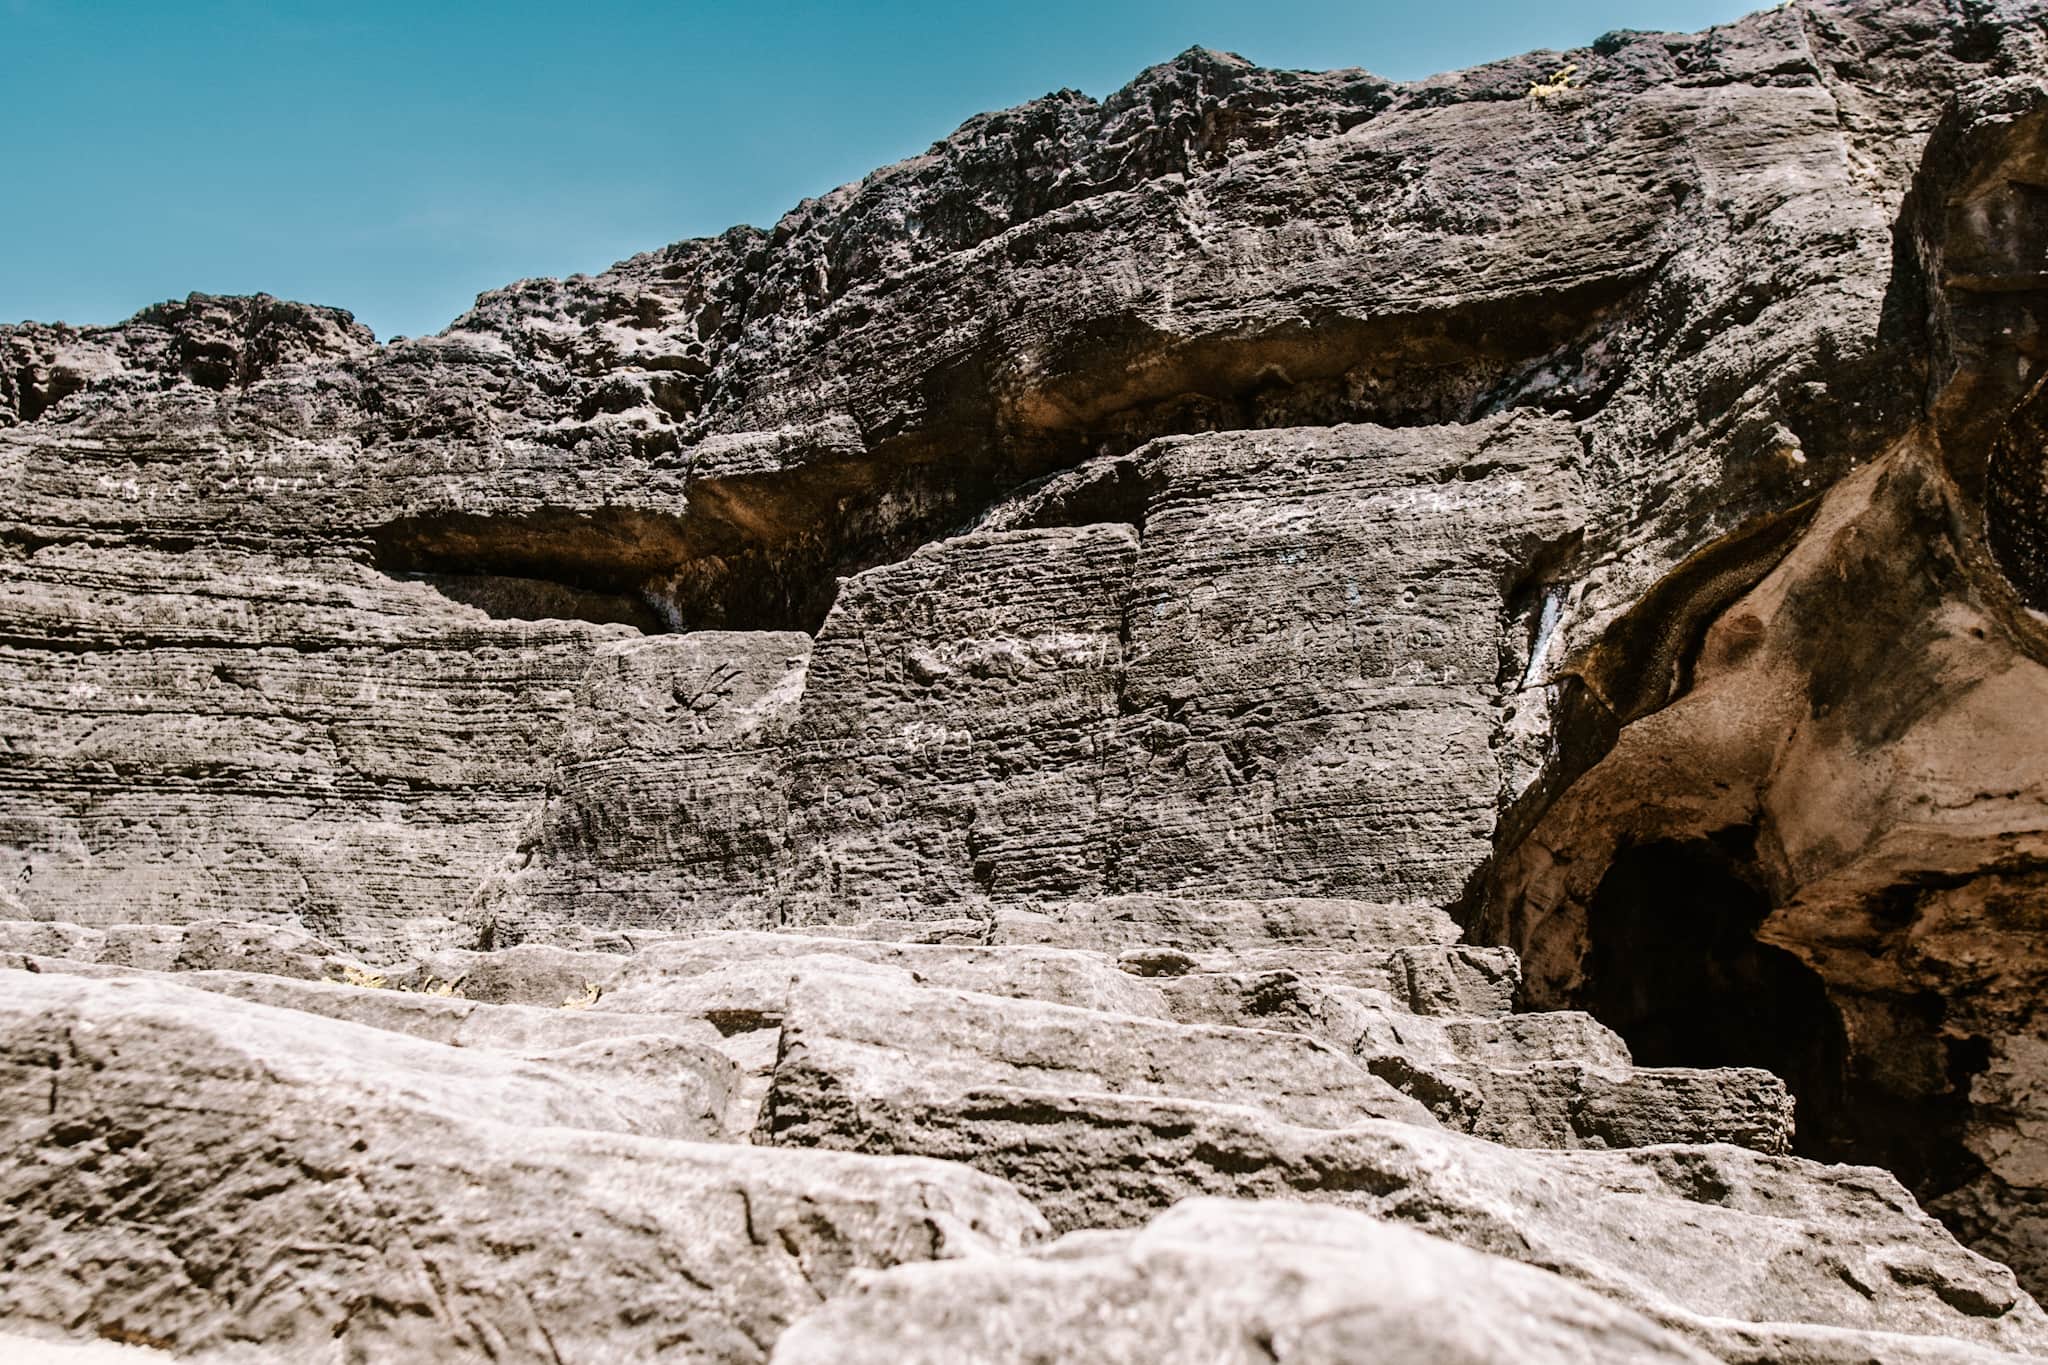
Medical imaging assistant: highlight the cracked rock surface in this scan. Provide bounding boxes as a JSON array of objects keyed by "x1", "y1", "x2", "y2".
[{"x1": 6, "y1": 0, "x2": 2048, "y2": 1358}]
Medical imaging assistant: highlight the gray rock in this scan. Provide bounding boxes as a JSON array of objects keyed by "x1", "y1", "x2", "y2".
[
  {"x1": 4, "y1": 0, "x2": 2010, "y2": 949},
  {"x1": 759, "y1": 971, "x2": 1440, "y2": 1138},
  {"x1": 5, "y1": 0, "x2": 2048, "y2": 1347},
  {"x1": 0, "y1": 969, "x2": 1047, "y2": 1362},
  {"x1": 772, "y1": 1199, "x2": 1720, "y2": 1365}
]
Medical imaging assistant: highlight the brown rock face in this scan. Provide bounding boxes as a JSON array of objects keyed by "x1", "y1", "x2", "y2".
[
  {"x1": 5, "y1": 0, "x2": 2048, "y2": 1356},
  {"x1": 1481, "y1": 56, "x2": 2048, "y2": 1296}
]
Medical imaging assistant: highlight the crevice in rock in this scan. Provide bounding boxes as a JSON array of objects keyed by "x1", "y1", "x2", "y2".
[
  {"x1": 1580, "y1": 832, "x2": 1852, "y2": 1164},
  {"x1": 1571, "y1": 497, "x2": 1821, "y2": 728},
  {"x1": 369, "y1": 507, "x2": 693, "y2": 633},
  {"x1": 993, "y1": 276, "x2": 1644, "y2": 464},
  {"x1": 1986, "y1": 371, "x2": 2048, "y2": 610}
]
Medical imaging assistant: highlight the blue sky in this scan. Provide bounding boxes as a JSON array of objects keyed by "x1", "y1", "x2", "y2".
[{"x1": 4, "y1": 0, "x2": 1763, "y2": 341}]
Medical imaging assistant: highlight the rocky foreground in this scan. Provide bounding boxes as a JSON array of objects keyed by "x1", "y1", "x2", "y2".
[
  {"x1": 5, "y1": 0, "x2": 2048, "y2": 1358},
  {"x1": 2, "y1": 905, "x2": 2040, "y2": 1363}
]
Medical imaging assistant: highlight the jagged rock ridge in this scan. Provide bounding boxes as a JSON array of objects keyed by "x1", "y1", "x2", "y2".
[{"x1": 4, "y1": 0, "x2": 2048, "y2": 1358}]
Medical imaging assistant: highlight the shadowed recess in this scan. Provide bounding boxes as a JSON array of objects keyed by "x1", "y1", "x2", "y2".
[{"x1": 1582, "y1": 833, "x2": 1848, "y2": 1161}]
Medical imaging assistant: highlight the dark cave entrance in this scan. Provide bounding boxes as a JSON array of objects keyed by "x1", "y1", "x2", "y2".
[{"x1": 1583, "y1": 830, "x2": 1853, "y2": 1162}]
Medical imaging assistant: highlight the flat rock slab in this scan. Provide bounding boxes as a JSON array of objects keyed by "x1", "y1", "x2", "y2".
[
  {"x1": 991, "y1": 896, "x2": 1466, "y2": 950},
  {"x1": 0, "y1": 971, "x2": 1048, "y2": 1363},
  {"x1": 0, "y1": 918, "x2": 370, "y2": 980},
  {"x1": 605, "y1": 931, "x2": 1173, "y2": 1019},
  {"x1": 771, "y1": 1198, "x2": 1718, "y2": 1365},
  {"x1": 760, "y1": 973, "x2": 1439, "y2": 1137},
  {"x1": 769, "y1": 1070, "x2": 2048, "y2": 1356},
  {"x1": 1, "y1": 971, "x2": 735, "y2": 1143}
]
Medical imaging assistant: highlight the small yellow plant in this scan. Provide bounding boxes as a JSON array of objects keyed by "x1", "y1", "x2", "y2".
[
  {"x1": 560, "y1": 982, "x2": 602, "y2": 1011},
  {"x1": 334, "y1": 965, "x2": 464, "y2": 997},
  {"x1": 1529, "y1": 62, "x2": 1581, "y2": 100}
]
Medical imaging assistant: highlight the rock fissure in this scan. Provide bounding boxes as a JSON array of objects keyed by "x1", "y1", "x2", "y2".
[{"x1": 7, "y1": 2, "x2": 2048, "y2": 1360}]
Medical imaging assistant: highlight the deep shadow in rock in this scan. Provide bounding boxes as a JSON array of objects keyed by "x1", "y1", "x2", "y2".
[
  {"x1": 1580, "y1": 832, "x2": 1999, "y2": 1212},
  {"x1": 1582, "y1": 831, "x2": 1852, "y2": 1164},
  {"x1": 396, "y1": 570, "x2": 667, "y2": 632}
]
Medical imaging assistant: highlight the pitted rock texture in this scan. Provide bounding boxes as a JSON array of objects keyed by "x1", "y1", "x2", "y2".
[
  {"x1": 773, "y1": 1200, "x2": 1722, "y2": 1365},
  {"x1": 4, "y1": 0, "x2": 2023, "y2": 943},
  {"x1": 7, "y1": 0, "x2": 2048, "y2": 1356},
  {"x1": 479, "y1": 415, "x2": 1583, "y2": 932},
  {"x1": 3, "y1": 906, "x2": 2041, "y2": 1363}
]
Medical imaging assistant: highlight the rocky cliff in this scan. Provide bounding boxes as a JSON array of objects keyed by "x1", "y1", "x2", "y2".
[{"x1": 5, "y1": 1, "x2": 2048, "y2": 1359}]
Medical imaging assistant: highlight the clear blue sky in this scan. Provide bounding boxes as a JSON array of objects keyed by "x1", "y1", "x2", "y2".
[{"x1": 3, "y1": 0, "x2": 1763, "y2": 341}]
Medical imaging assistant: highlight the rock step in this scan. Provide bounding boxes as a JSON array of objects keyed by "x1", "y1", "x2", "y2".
[
  {"x1": 0, "y1": 910, "x2": 1516, "y2": 1016},
  {"x1": 1124, "y1": 943, "x2": 1522, "y2": 1016},
  {"x1": 768, "y1": 1087, "x2": 2048, "y2": 1358},
  {"x1": 4, "y1": 971, "x2": 738, "y2": 1144},
  {"x1": 11, "y1": 942, "x2": 1786, "y2": 1154},
  {"x1": 4, "y1": 946, "x2": 2040, "y2": 1362},
  {"x1": 770, "y1": 1198, "x2": 2048, "y2": 1365},
  {"x1": 4, "y1": 918, "x2": 1784, "y2": 1141},
  {"x1": 0, "y1": 917, "x2": 370, "y2": 980},
  {"x1": 982, "y1": 896, "x2": 1465, "y2": 949},
  {"x1": 602, "y1": 931, "x2": 1173, "y2": 1019},
  {"x1": 1152, "y1": 968, "x2": 1793, "y2": 1151},
  {"x1": 759, "y1": 970, "x2": 1792, "y2": 1157},
  {"x1": 1157, "y1": 970, "x2": 1628, "y2": 1065},
  {"x1": 762, "y1": 973, "x2": 1438, "y2": 1135},
  {"x1": 0, "y1": 968, "x2": 1047, "y2": 1363},
  {"x1": 772, "y1": 1198, "x2": 1717, "y2": 1365}
]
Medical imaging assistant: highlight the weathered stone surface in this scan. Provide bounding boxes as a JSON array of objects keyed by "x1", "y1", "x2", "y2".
[
  {"x1": 476, "y1": 631, "x2": 813, "y2": 934},
  {"x1": 1484, "y1": 436, "x2": 2048, "y2": 1290},
  {"x1": 772, "y1": 1199, "x2": 1718, "y2": 1365},
  {"x1": 602, "y1": 931, "x2": 1173, "y2": 1018},
  {"x1": 0, "y1": 1332, "x2": 175, "y2": 1363},
  {"x1": 760, "y1": 972, "x2": 1439, "y2": 1136},
  {"x1": 1159, "y1": 969, "x2": 1793, "y2": 1151},
  {"x1": 8, "y1": 0, "x2": 2020, "y2": 947},
  {"x1": 4, "y1": 971, "x2": 735, "y2": 1143},
  {"x1": 0, "y1": 294, "x2": 376, "y2": 426},
  {"x1": 7, "y1": 0, "x2": 2048, "y2": 1352},
  {"x1": 4, "y1": 897, "x2": 2039, "y2": 1360},
  {"x1": 785, "y1": 1100, "x2": 2048, "y2": 1355},
  {"x1": 0, "y1": 969, "x2": 1047, "y2": 1362},
  {"x1": 775, "y1": 1194, "x2": 2048, "y2": 1365}
]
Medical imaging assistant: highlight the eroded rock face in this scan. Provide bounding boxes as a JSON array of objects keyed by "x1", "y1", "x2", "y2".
[
  {"x1": 3, "y1": 0, "x2": 2012, "y2": 943},
  {"x1": 6, "y1": 0, "x2": 2048, "y2": 1353},
  {"x1": 4, "y1": 907, "x2": 2041, "y2": 1362},
  {"x1": 772, "y1": 1200, "x2": 1722, "y2": 1365},
  {"x1": 1481, "y1": 60, "x2": 2048, "y2": 1296},
  {"x1": 0, "y1": 969, "x2": 1048, "y2": 1362}
]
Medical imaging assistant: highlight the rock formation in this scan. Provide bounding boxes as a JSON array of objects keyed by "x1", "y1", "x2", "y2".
[{"x1": 4, "y1": 0, "x2": 2048, "y2": 1358}]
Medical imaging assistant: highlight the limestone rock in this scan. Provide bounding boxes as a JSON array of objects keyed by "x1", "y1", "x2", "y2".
[
  {"x1": 771, "y1": 1199, "x2": 1719, "y2": 1365},
  {"x1": 6, "y1": 0, "x2": 2013, "y2": 947},
  {"x1": 5, "y1": 0, "x2": 2048, "y2": 1352},
  {"x1": 0, "y1": 969, "x2": 1047, "y2": 1362}
]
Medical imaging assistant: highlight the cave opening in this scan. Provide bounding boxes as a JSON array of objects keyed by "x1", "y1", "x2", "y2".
[{"x1": 1583, "y1": 830, "x2": 1854, "y2": 1163}]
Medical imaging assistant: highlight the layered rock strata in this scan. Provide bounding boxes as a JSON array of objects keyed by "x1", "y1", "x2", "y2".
[
  {"x1": 4, "y1": 904, "x2": 2042, "y2": 1362},
  {"x1": 4, "y1": 0, "x2": 2048, "y2": 1354}
]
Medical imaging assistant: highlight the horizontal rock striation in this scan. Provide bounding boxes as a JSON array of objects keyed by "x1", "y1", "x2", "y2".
[
  {"x1": 6, "y1": 0, "x2": 2048, "y2": 1355},
  {"x1": 3, "y1": 904, "x2": 2042, "y2": 1361}
]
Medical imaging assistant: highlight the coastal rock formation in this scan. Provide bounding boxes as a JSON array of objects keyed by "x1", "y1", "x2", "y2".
[{"x1": 5, "y1": 0, "x2": 2048, "y2": 1357}]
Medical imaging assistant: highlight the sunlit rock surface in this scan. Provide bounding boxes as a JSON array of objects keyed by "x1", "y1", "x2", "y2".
[{"x1": 6, "y1": 0, "x2": 2048, "y2": 1357}]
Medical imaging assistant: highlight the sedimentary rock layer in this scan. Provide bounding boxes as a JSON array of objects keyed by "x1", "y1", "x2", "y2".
[{"x1": 5, "y1": 0, "x2": 2048, "y2": 1349}]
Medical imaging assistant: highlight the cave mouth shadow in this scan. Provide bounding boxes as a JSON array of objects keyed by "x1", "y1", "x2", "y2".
[{"x1": 1583, "y1": 829, "x2": 1853, "y2": 1163}]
